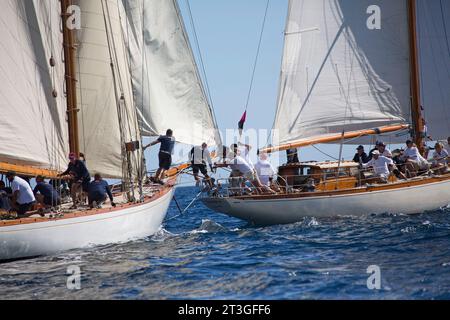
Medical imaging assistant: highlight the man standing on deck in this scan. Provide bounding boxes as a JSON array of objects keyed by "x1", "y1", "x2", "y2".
[
  {"x1": 59, "y1": 153, "x2": 91, "y2": 209},
  {"x1": 6, "y1": 172, "x2": 36, "y2": 218},
  {"x1": 190, "y1": 142, "x2": 214, "y2": 187},
  {"x1": 144, "y1": 129, "x2": 175, "y2": 185}
]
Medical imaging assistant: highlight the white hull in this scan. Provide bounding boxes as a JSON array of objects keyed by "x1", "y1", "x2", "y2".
[
  {"x1": 0, "y1": 188, "x2": 174, "y2": 261},
  {"x1": 202, "y1": 179, "x2": 450, "y2": 225}
]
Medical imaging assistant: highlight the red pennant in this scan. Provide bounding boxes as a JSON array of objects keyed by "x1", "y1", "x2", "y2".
[{"x1": 238, "y1": 111, "x2": 247, "y2": 130}]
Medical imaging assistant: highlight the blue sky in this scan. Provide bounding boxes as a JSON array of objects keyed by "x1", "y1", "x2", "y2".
[
  {"x1": 145, "y1": 0, "x2": 367, "y2": 174},
  {"x1": 177, "y1": 0, "x2": 288, "y2": 133}
]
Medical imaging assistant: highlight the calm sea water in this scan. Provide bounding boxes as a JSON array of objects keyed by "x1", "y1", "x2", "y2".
[{"x1": 1, "y1": 186, "x2": 450, "y2": 300}]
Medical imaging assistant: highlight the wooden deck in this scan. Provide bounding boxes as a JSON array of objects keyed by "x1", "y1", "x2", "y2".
[{"x1": 232, "y1": 173, "x2": 450, "y2": 201}]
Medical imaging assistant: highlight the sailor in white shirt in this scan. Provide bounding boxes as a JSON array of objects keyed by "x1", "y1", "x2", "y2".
[
  {"x1": 377, "y1": 142, "x2": 392, "y2": 158},
  {"x1": 6, "y1": 171, "x2": 36, "y2": 217},
  {"x1": 445, "y1": 137, "x2": 450, "y2": 155},
  {"x1": 431, "y1": 142, "x2": 449, "y2": 174},
  {"x1": 254, "y1": 152, "x2": 276, "y2": 187},
  {"x1": 216, "y1": 148, "x2": 269, "y2": 194},
  {"x1": 229, "y1": 155, "x2": 255, "y2": 181},
  {"x1": 361, "y1": 150, "x2": 394, "y2": 182},
  {"x1": 400, "y1": 140, "x2": 430, "y2": 174},
  {"x1": 237, "y1": 142, "x2": 255, "y2": 170}
]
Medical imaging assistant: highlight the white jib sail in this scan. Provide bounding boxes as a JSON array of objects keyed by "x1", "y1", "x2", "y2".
[
  {"x1": 123, "y1": 0, "x2": 220, "y2": 147},
  {"x1": 273, "y1": 0, "x2": 413, "y2": 146}
]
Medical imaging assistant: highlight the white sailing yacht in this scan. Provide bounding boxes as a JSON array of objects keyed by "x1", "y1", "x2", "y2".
[
  {"x1": 0, "y1": 0, "x2": 219, "y2": 261},
  {"x1": 203, "y1": 0, "x2": 450, "y2": 225}
]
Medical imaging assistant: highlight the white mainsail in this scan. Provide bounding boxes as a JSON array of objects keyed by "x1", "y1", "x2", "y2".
[
  {"x1": 123, "y1": 0, "x2": 220, "y2": 147},
  {"x1": 0, "y1": 0, "x2": 68, "y2": 170},
  {"x1": 76, "y1": 0, "x2": 142, "y2": 179},
  {"x1": 273, "y1": 0, "x2": 412, "y2": 146},
  {"x1": 417, "y1": 0, "x2": 450, "y2": 141}
]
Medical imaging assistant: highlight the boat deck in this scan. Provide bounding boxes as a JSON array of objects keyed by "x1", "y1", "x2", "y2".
[
  {"x1": 216, "y1": 172, "x2": 450, "y2": 201},
  {"x1": 0, "y1": 182, "x2": 174, "y2": 227}
]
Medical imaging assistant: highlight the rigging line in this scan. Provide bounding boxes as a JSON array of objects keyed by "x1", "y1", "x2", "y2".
[
  {"x1": 115, "y1": 0, "x2": 138, "y2": 143},
  {"x1": 165, "y1": 190, "x2": 204, "y2": 222},
  {"x1": 312, "y1": 145, "x2": 339, "y2": 161},
  {"x1": 185, "y1": 0, "x2": 214, "y2": 110},
  {"x1": 106, "y1": 1, "x2": 140, "y2": 194},
  {"x1": 417, "y1": 0, "x2": 426, "y2": 112},
  {"x1": 244, "y1": 0, "x2": 270, "y2": 112},
  {"x1": 439, "y1": 0, "x2": 450, "y2": 61},
  {"x1": 75, "y1": 6, "x2": 87, "y2": 156},
  {"x1": 116, "y1": 0, "x2": 144, "y2": 184},
  {"x1": 120, "y1": 0, "x2": 143, "y2": 143},
  {"x1": 101, "y1": 0, "x2": 128, "y2": 181}
]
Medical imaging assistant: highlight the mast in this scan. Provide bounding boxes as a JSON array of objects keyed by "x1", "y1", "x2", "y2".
[
  {"x1": 408, "y1": 0, "x2": 425, "y2": 155},
  {"x1": 61, "y1": 0, "x2": 80, "y2": 156}
]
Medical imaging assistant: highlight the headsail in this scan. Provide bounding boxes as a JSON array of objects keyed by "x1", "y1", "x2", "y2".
[
  {"x1": 0, "y1": 0, "x2": 68, "y2": 170},
  {"x1": 273, "y1": 0, "x2": 412, "y2": 146},
  {"x1": 76, "y1": 0, "x2": 142, "y2": 179},
  {"x1": 417, "y1": 0, "x2": 450, "y2": 141},
  {"x1": 123, "y1": 0, "x2": 220, "y2": 147}
]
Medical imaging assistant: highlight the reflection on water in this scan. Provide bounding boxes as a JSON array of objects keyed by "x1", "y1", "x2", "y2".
[{"x1": 1, "y1": 187, "x2": 450, "y2": 300}]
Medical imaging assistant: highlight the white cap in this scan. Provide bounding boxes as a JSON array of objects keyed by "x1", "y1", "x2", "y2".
[{"x1": 372, "y1": 150, "x2": 380, "y2": 155}]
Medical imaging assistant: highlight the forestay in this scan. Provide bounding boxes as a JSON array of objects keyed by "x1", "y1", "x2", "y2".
[
  {"x1": 273, "y1": 0, "x2": 412, "y2": 146},
  {"x1": 0, "y1": 0, "x2": 68, "y2": 170},
  {"x1": 123, "y1": 0, "x2": 220, "y2": 147}
]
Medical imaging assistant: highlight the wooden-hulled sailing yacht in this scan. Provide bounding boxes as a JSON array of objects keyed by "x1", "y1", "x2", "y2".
[
  {"x1": 0, "y1": 0, "x2": 219, "y2": 261},
  {"x1": 203, "y1": 0, "x2": 450, "y2": 225}
]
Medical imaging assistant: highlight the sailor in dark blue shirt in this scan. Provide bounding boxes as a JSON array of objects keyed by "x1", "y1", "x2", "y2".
[
  {"x1": 60, "y1": 153, "x2": 90, "y2": 185},
  {"x1": 144, "y1": 129, "x2": 176, "y2": 185},
  {"x1": 88, "y1": 174, "x2": 116, "y2": 209},
  {"x1": 59, "y1": 153, "x2": 91, "y2": 209},
  {"x1": 34, "y1": 176, "x2": 61, "y2": 207}
]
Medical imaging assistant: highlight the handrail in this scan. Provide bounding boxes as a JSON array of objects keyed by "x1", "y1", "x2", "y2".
[{"x1": 205, "y1": 163, "x2": 444, "y2": 198}]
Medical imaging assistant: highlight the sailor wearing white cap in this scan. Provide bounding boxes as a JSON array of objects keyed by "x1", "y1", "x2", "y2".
[{"x1": 361, "y1": 150, "x2": 394, "y2": 182}]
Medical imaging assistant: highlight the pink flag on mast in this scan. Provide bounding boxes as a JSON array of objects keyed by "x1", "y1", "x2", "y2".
[{"x1": 238, "y1": 111, "x2": 247, "y2": 135}]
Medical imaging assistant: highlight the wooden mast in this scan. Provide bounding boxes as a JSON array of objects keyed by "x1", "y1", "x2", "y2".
[
  {"x1": 408, "y1": 0, "x2": 425, "y2": 155},
  {"x1": 61, "y1": 0, "x2": 80, "y2": 156}
]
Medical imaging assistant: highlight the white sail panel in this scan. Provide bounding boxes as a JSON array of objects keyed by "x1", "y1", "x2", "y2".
[
  {"x1": 417, "y1": 0, "x2": 450, "y2": 141},
  {"x1": 273, "y1": 0, "x2": 412, "y2": 145},
  {"x1": 76, "y1": 0, "x2": 141, "y2": 179},
  {"x1": 0, "y1": 0, "x2": 68, "y2": 170},
  {"x1": 124, "y1": 0, "x2": 220, "y2": 147}
]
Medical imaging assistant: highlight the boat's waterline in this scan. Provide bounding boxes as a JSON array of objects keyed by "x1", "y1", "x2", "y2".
[
  {"x1": 202, "y1": 178, "x2": 450, "y2": 225},
  {"x1": 0, "y1": 188, "x2": 175, "y2": 261}
]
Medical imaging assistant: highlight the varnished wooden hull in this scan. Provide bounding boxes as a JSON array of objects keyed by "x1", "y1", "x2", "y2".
[{"x1": 202, "y1": 176, "x2": 450, "y2": 225}]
